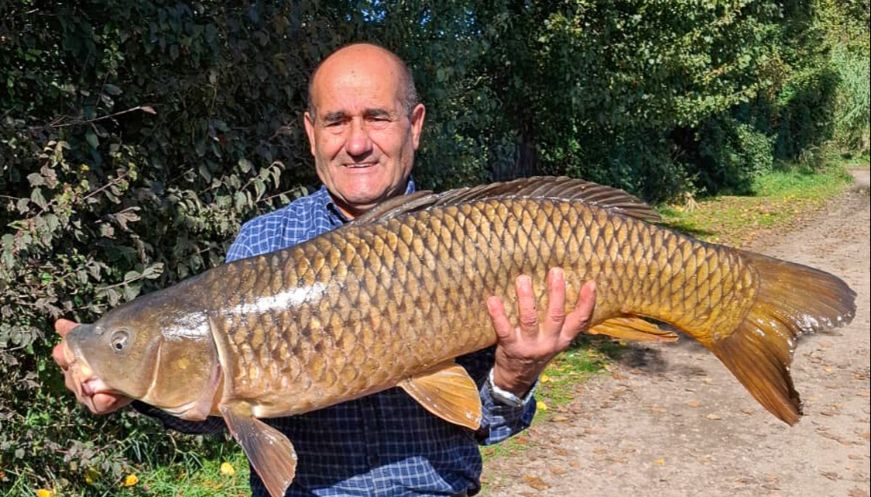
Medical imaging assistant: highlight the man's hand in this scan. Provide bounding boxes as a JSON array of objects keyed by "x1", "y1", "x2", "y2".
[
  {"x1": 486, "y1": 268, "x2": 596, "y2": 397},
  {"x1": 52, "y1": 318, "x2": 133, "y2": 414}
]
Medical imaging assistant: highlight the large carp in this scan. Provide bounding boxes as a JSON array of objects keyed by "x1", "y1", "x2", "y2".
[{"x1": 63, "y1": 177, "x2": 856, "y2": 497}]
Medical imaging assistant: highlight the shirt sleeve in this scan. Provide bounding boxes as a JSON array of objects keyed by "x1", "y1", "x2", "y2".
[
  {"x1": 225, "y1": 224, "x2": 257, "y2": 262},
  {"x1": 456, "y1": 348, "x2": 537, "y2": 445},
  {"x1": 131, "y1": 401, "x2": 226, "y2": 435}
]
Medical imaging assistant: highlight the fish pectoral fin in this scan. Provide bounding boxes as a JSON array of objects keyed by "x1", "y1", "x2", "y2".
[
  {"x1": 220, "y1": 402, "x2": 297, "y2": 497},
  {"x1": 399, "y1": 362, "x2": 482, "y2": 430},
  {"x1": 588, "y1": 316, "x2": 679, "y2": 342}
]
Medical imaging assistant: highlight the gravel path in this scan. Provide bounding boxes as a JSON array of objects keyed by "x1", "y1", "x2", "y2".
[{"x1": 483, "y1": 170, "x2": 870, "y2": 497}]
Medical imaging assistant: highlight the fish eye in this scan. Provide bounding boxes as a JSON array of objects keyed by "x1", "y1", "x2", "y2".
[{"x1": 111, "y1": 329, "x2": 130, "y2": 352}]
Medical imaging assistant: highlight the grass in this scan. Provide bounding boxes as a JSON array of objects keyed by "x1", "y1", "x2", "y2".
[
  {"x1": 658, "y1": 157, "x2": 854, "y2": 247},
  {"x1": 6, "y1": 444, "x2": 250, "y2": 497},
  {"x1": 112, "y1": 450, "x2": 250, "y2": 497}
]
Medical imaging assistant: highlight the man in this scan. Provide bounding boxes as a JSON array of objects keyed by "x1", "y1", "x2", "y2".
[{"x1": 53, "y1": 43, "x2": 596, "y2": 496}]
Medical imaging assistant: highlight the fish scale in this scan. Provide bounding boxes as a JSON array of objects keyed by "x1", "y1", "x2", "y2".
[
  {"x1": 64, "y1": 177, "x2": 856, "y2": 497},
  {"x1": 186, "y1": 192, "x2": 797, "y2": 420}
]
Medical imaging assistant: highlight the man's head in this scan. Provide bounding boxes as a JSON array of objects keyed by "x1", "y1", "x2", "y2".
[{"x1": 304, "y1": 43, "x2": 426, "y2": 219}]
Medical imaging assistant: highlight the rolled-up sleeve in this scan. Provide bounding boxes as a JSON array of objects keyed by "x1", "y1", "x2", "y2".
[{"x1": 455, "y1": 347, "x2": 537, "y2": 445}]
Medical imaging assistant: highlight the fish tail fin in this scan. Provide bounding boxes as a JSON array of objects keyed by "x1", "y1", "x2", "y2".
[{"x1": 708, "y1": 251, "x2": 856, "y2": 425}]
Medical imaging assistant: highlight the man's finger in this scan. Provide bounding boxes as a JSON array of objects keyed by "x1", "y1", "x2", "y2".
[
  {"x1": 515, "y1": 275, "x2": 539, "y2": 336},
  {"x1": 543, "y1": 268, "x2": 567, "y2": 333},
  {"x1": 52, "y1": 342, "x2": 69, "y2": 368},
  {"x1": 486, "y1": 296, "x2": 514, "y2": 342},
  {"x1": 562, "y1": 280, "x2": 597, "y2": 341},
  {"x1": 55, "y1": 318, "x2": 79, "y2": 337}
]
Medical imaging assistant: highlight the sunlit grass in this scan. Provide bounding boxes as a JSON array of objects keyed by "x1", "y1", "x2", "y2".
[
  {"x1": 113, "y1": 450, "x2": 249, "y2": 497},
  {"x1": 659, "y1": 159, "x2": 854, "y2": 247}
]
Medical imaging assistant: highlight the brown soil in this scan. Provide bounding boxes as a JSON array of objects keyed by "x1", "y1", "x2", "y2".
[{"x1": 482, "y1": 170, "x2": 871, "y2": 497}]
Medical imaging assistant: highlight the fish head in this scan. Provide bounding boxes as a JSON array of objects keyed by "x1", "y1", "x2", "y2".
[{"x1": 65, "y1": 289, "x2": 221, "y2": 420}]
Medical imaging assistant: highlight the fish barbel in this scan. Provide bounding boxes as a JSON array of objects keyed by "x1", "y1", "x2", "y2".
[{"x1": 63, "y1": 177, "x2": 856, "y2": 497}]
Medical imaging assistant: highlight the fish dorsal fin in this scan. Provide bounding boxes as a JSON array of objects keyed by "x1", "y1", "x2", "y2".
[
  {"x1": 398, "y1": 362, "x2": 482, "y2": 430},
  {"x1": 349, "y1": 176, "x2": 660, "y2": 226},
  {"x1": 436, "y1": 176, "x2": 660, "y2": 222},
  {"x1": 350, "y1": 190, "x2": 440, "y2": 225}
]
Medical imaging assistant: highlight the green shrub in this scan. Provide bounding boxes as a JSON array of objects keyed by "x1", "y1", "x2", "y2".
[
  {"x1": 830, "y1": 44, "x2": 870, "y2": 152},
  {"x1": 772, "y1": 65, "x2": 840, "y2": 161},
  {"x1": 695, "y1": 117, "x2": 775, "y2": 195}
]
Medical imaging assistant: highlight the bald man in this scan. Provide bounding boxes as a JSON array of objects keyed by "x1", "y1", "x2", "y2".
[{"x1": 54, "y1": 43, "x2": 596, "y2": 497}]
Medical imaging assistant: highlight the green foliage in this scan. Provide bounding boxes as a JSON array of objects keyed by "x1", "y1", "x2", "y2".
[
  {"x1": 821, "y1": 0, "x2": 871, "y2": 154},
  {"x1": 830, "y1": 44, "x2": 870, "y2": 152},
  {"x1": 0, "y1": 0, "x2": 866, "y2": 495},
  {"x1": 695, "y1": 116, "x2": 775, "y2": 195},
  {"x1": 772, "y1": 65, "x2": 840, "y2": 161},
  {"x1": 0, "y1": 2, "x2": 347, "y2": 493}
]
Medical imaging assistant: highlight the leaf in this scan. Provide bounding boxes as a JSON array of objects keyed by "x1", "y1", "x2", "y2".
[
  {"x1": 123, "y1": 283, "x2": 142, "y2": 301},
  {"x1": 103, "y1": 83, "x2": 122, "y2": 96},
  {"x1": 141, "y1": 262, "x2": 164, "y2": 279},
  {"x1": 234, "y1": 191, "x2": 247, "y2": 211},
  {"x1": 99, "y1": 223, "x2": 115, "y2": 238},
  {"x1": 31, "y1": 188, "x2": 48, "y2": 209},
  {"x1": 522, "y1": 474, "x2": 550, "y2": 490},
  {"x1": 85, "y1": 131, "x2": 99, "y2": 149},
  {"x1": 27, "y1": 172, "x2": 45, "y2": 187}
]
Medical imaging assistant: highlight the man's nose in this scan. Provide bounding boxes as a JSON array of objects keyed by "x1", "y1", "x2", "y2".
[{"x1": 345, "y1": 118, "x2": 373, "y2": 157}]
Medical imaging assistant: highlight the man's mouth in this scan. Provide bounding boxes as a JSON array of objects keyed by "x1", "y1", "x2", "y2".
[{"x1": 344, "y1": 162, "x2": 377, "y2": 169}]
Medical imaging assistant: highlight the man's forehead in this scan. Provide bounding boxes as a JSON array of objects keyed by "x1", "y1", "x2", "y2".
[
  {"x1": 310, "y1": 47, "x2": 404, "y2": 104},
  {"x1": 321, "y1": 107, "x2": 394, "y2": 121},
  {"x1": 312, "y1": 75, "x2": 403, "y2": 117}
]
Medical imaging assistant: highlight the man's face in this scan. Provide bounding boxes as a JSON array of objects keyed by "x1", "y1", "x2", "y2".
[{"x1": 304, "y1": 46, "x2": 425, "y2": 219}]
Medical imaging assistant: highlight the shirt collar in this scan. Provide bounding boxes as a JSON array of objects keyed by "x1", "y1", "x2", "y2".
[{"x1": 319, "y1": 177, "x2": 417, "y2": 224}]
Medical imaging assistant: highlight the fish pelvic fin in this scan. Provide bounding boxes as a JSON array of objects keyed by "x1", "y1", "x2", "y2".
[
  {"x1": 220, "y1": 402, "x2": 297, "y2": 497},
  {"x1": 709, "y1": 251, "x2": 856, "y2": 425},
  {"x1": 399, "y1": 362, "x2": 483, "y2": 430},
  {"x1": 588, "y1": 316, "x2": 679, "y2": 342}
]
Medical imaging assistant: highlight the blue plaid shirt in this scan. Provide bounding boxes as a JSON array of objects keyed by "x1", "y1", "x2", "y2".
[{"x1": 138, "y1": 179, "x2": 536, "y2": 496}]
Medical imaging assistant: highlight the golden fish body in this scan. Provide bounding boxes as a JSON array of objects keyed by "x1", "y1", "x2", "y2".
[{"x1": 65, "y1": 177, "x2": 856, "y2": 497}]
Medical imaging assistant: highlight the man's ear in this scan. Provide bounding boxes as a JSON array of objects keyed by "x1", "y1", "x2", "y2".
[
  {"x1": 409, "y1": 103, "x2": 426, "y2": 150},
  {"x1": 303, "y1": 111, "x2": 317, "y2": 157}
]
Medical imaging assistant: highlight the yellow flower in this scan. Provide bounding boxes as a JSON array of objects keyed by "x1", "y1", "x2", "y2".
[
  {"x1": 220, "y1": 462, "x2": 236, "y2": 477},
  {"x1": 84, "y1": 467, "x2": 100, "y2": 485},
  {"x1": 540, "y1": 374, "x2": 552, "y2": 383},
  {"x1": 123, "y1": 474, "x2": 139, "y2": 487},
  {"x1": 35, "y1": 489, "x2": 54, "y2": 497},
  {"x1": 536, "y1": 400, "x2": 548, "y2": 411}
]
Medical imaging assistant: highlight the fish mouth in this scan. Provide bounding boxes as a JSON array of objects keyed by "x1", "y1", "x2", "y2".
[{"x1": 62, "y1": 328, "x2": 118, "y2": 400}]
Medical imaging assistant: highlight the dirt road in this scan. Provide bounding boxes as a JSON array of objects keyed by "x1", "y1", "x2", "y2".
[{"x1": 483, "y1": 170, "x2": 870, "y2": 497}]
